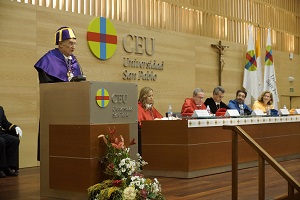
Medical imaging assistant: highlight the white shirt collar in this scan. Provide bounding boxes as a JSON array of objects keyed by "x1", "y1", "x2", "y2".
[{"x1": 63, "y1": 54, "x2": 72, "y2": 61}]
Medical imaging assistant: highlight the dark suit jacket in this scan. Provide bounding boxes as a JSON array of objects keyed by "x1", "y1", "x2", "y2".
[
  {"x1": 0, "y1": 106, "x2": 19, "y2": 169},
  {"x1": 0, "y1": 106, "x2": 17, "y2": 135},
  {"x1": 204, "y1": 97, "x2": 229, "y2": 114}
]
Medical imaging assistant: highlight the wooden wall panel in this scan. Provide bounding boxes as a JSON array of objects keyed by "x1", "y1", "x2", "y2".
[
  {"x1": 291, "y1": 97, "x2": 300, "y2": 108},
  {"x1": 1, "y1": 1, "x2": 300, "y2": 169},
  {"x1": 0, "y1": 2, "x2": 39, "y2": 168}
]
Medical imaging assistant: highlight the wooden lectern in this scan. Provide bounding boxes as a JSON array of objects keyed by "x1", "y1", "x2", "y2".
[{"x1": 39, "y1": 81, "x2": 138, "y2": 199}]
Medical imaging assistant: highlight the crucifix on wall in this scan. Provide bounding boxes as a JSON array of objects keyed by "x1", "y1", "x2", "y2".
[{"x1": 211, "y1": 41, "x2": 229, "y2": 86}]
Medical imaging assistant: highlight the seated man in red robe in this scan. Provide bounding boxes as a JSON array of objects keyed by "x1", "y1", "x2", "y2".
[{"x1": 181, "y1": 88, "x2": 206, "y2": 117}]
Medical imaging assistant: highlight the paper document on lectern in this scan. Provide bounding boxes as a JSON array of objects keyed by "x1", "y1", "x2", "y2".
[
  {"x1": 251, "y1": 109, "x2": 265, "y2": 116},
  {"x1": 225, "y1": 109, "x2": 240, "y2": 117},
  {"x1": 192, "y1": 110, "x2": 210, "y2": 118},
  {"x1": 279, "y1": 109, "x2": 290, "y2": 116},
  {"x1": 294, "y1": 109, "x2": 300, "y2": 114}
]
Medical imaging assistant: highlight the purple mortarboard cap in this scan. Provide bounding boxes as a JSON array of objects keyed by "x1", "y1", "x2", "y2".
[{"x1": 55, "y1": 26, "x2": 76, "y2": 45}]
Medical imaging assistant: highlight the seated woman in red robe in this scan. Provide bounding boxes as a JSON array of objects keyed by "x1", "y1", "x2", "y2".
[
  {"x1": 181, "y1": 88, "x2": 206, "y2": 117},
  {"x1": 137, "y1": 87, "x2": 163, "y2": 155},
  {"x1": 138, "y1": 87, "x2": 163, "y2": 126}
]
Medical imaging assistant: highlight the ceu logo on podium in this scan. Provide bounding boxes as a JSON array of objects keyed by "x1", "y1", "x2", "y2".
[
  {"x1": 87, "y1": 17, "x2": 117, "y2": 60},
  {"x1": 96, "y1": 88, "x2": 110, "y2": 108}
]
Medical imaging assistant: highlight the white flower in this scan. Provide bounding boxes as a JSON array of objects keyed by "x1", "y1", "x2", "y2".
[
  {"x1": 123, "y1": 187, "x2": 136, "y2": 200},
  {"x1": 150, "y1": 179, "x2": 162, "y2": 194},
  {"x1": 120, "y1": 159, "x2": 125, "y2": 165},
  {"x1": 135, "y1": 181, "x2": 140, "y2": 186}
]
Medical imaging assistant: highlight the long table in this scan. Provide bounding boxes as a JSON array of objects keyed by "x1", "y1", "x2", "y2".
[{"x1": 141, "y1": 116, "x2": 300, "y2": 178}]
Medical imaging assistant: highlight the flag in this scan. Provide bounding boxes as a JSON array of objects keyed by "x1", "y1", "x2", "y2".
[
  {"x1": 243, "y1": 25, "x2": 259, "y2": 106},
  {"x1": 256, "y1": 28, "x2": 263, "y2": 94},
  {"x1": 264, "y1": 28, "x2": 279, "y2": 109}
]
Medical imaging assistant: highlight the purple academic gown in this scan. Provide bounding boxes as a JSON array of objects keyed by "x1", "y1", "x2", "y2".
[
  {"x1": 34, "y1": 48, "x2": 83, "y2": 161},
  {"x1": 34, "y1": 48, "x2": 82, "y2": 82}
]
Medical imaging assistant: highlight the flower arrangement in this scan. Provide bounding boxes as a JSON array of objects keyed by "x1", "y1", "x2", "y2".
[{"x1": 87, "y1": 127, "x2": 165, "y2": 200}]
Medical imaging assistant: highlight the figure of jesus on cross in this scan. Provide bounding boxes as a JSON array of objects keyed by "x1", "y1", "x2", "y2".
[{"x1": 211, "y1": 41, "x2": 229, "y2": 86}]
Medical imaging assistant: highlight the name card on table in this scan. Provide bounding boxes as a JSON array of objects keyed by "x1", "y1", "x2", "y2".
[
  {"x1": 192, "y1": 110, "x2": 210, "y2": 118},
  {"x1": 279, "y1": 109, "x2": 290, "y2": 116},
  {"x1": 251, "y1": 109, "x2": 266, "y2": 116},
  {"x1": 294, "y1": 109, "x2": 300, "y2": 114},
  {"x1": 225, "y1": 109, "x2": 240, "y2": 117}
]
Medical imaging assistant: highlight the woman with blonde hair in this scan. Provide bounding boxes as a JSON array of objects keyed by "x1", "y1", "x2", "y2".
[
  {"x1": 138, "y1": 87, "x2": 163, "y2": 126},
  {"x1": 137, "y1": 87, "x2": 163, "y2": 155},
  {"x1": 252, "y1": 90, "x2": 274, "y2": 113}
]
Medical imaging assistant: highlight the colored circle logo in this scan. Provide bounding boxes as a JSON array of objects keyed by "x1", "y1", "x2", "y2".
[
  {"x1": 96, "y1": 88, "x2": 110, "y2": 108},
  {"x1": 87, "y1": 17, "x2": 117, "y2": 60},
  {"x1": 265, "y1": 46, "x2": 273, "y2": 66},
  {"x1": 245, "y1": 50, "x2": 257, "y2": 71}
]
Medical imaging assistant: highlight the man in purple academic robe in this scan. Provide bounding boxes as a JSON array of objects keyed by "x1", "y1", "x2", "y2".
[
  {"x1": 34, "y1": 26, "x2": 83, "y2": 83},
  {"x1": 34, "y1": 27, "x2": 84, "y2": 161}
]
